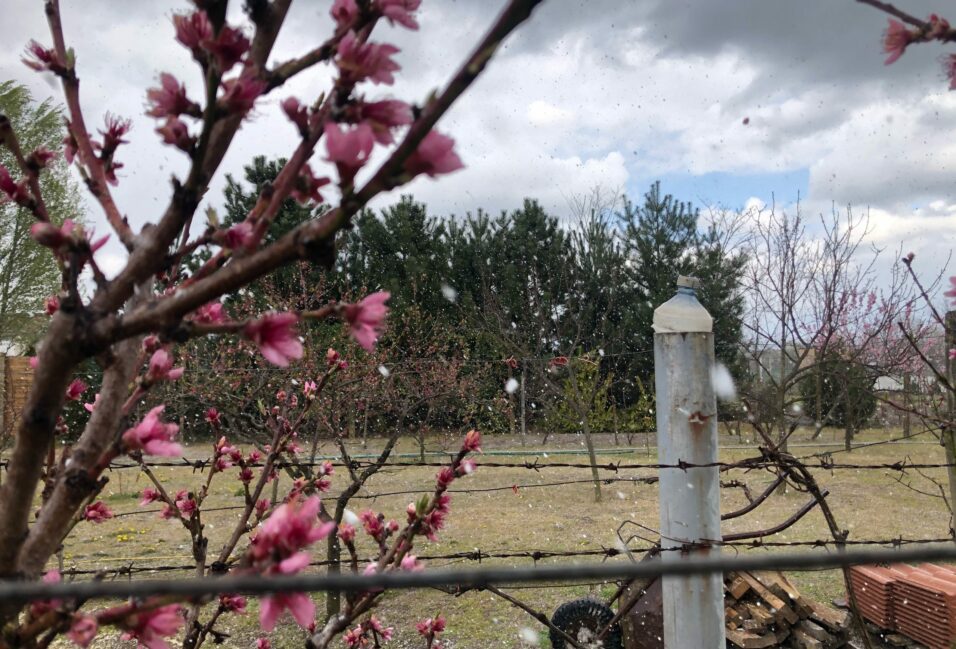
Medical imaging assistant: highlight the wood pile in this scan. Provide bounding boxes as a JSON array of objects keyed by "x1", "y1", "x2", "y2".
[{"x1": 724, "y1": 570, "x2": 850, "y2": 648}]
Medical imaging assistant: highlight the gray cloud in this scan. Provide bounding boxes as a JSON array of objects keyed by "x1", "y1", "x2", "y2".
[{"x1": 0, "y1": 0, "x2": 953, "y2": 279}]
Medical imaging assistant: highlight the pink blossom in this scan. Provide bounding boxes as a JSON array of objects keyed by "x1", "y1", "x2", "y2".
[
  {"x1": 173, "y1": 11, "x2": 212, "y2": 53},
  {"x1": 255, "y1": 498, "x2": 269, "y2": 518},
  {"x1": 223, "y1": 221, "x2": 254, "y2": 250},
  {"x1": 368, "y1": 617, "x2": 393, "y2": 641},
  {"x1": 281, "y1": 97, "x2": 309, "y2": 133},
  {"x1": 119, "y1": 604, "x2": 184, "y2": 649},
  {"x1": 220, "y1": 73, "x2": 265, "y2": 114},
  {"x1": 29, "y1": 356, "x2": 39, "y2": 369},
  {"x1": 249, "y1": 449, "x2": 263, "y2": 463},
  {"x1": 193, "y1": 301, "x2": 225, "y2": 324},
  {"x1": 883, "y1": 19, "x2": 913, "y2": 65},
  {"x1": 355, "y1": 100, "x2": 413, "y2": 145},
  {"x1": 202, "y1": 24, "x2": 250, "y2": 71},
  {"x1": 142, "y1": 334, "x2": 161, "y2": 353},
  {"x1": 377, "y1": 0, "x2": 421, "y2": 30},
  {"x1": 157, "y1": 117, "x2": 195, "y2": 151},
  {"x1": 291, "y1": 164, "x2": 331, "y2": 205},
  {"x1": 343, "y1": 291, "x2": 390, "y2": 351},
  {"x1": 0, "y1": 165, "x2": 30, "y2": 204},
  {"x1": 65, "y1": 378, "x2": 87, "y2": 401},
  {"x1": 45, "y1": 295, "x2": 60, "y2": 315},
  {"x1": 239, "y1": 467, "x2": 254, "y2": 483},
  {"x1": 326, "y1": 348, "x2": 341, "y2": 365},
  {"x1": 99, "y1": 113, "x2": 131, "y2": 152},
  {"x1": 462, "y1": 429, "x2": 482, "y2": 453},
  {"x1": 84, "y1": 393, "x2": 100, "y2": 413},
  {"x1": 404, "y1": 131, "x2": 463, "y2": 178},
  {"x1": 249, "y1": 495, "x2": 334, "y2": 569},
  {"x1": 83, "y1": 501, "x2": 114, "y2": 523},
  {"x1": 339, "y1": 523, "x2": 356, "y2": 543},
  {"x1": 147, "y1": 73, "x2": 198, "y2": 118},
  {"x1": 417, "y1": 615, "x2": 446, "y2": 637},
  {"x1": 30, "y1": 219, "x2": 76, "y2": 252},
  {"x1": 147, "y1": 348, "x2": 185, "y2": 382},
  {"x1": 140, "y1": 488, "x2": 161, "y2": 507},
  {"x1": 928, "y1": 14, "x2": 951, "y2": 39},
  {"x1": 256, "y1": 639, "x2": 271, "y2": 649},
  {"x1": 29, "y1": 570, "x2": 61, "y2": 617},
  {"x1": 244, "y1": 313, "x2": 304, "y2": 367},
  {"x1": 949, "y1": 348, "x2": 956, "y2": 360},
  {"x1": 219, "y1": 594, "x2": 247, "y2": 614},
  {"x1": 360, "y1": 510, "x2": 385, "y2": 540},
  {"x1": 215, "y1": 435, "x2": 236, "y2": 456},
  {"x1": 123, "y1": 405, "x2": 183, "y2": 457},
  {"x1": 436, "y1": 466, "x2": 455, "y2": 489},
  {"x1": 945, "y1": 276, "x2": 956, "y2": 302},
  {"x1": 205, "y1": 407, "x2": 221, "y2": 425},
  {"x1": 68, "y1": 615, "x2": 98, "y2": 647},
  {"x1": 303, "y1": 380, "x2": 318, "y2": 398},
  {"x1": 175, "y1": 490, "x2": 197, "y2": 517},
  {"x1": 945, "y1": 54, "x2": 956, "y2": 91},
  {"x1": 319, "y1": 460, "x2": 334, "y2": 476},
  {"x1": 22, "y1": 40, "x2": 63, "y2": 73},
  {"x1": 336, "y1": 31, "x2": 401, "y2": 85},
  {"x1": 331, "y1": 0, "x2": 359, "y2": 28},
  {"x1": 344, "y1": 626, "x2": 363, "y2": 647},
  {"x1": 258, "y1": 578, "x2": 318, "y2": 629},
  {"x1": 28, "y1": 147, "x2": 58, "y2": 169},
  {"x1": 324, "y1": 121, "x2": 375, "y2": 181},
  {"x1": 400, "y1": 554, "x2": 423, "y2": 571}
]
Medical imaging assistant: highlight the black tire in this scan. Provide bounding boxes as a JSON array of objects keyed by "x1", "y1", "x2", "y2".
[{"x1": 549, "y1": 598, "x2": 624, "y2": 649}]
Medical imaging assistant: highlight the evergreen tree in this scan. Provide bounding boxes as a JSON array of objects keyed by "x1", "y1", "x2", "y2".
[
  {"x1": 219, "y1": 156, "x2": 329, "y2": 310},
  {"x1": 620, "y1": 182, "x2": 745, "y2": 382}
]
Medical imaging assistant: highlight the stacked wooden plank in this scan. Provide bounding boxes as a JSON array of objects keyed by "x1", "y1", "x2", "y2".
[
  {"x1": 724, "y1": 570, "x2": 850, "y2": 648},
  {"x1": 850, "y1": 563, "x2": 956, "y2": 649}
]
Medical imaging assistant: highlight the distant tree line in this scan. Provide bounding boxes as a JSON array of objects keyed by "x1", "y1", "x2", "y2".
[{"x1": 155, "y1": 156, "x2": 748, "y2": 440}]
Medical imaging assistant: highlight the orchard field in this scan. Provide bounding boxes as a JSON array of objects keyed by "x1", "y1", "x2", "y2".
[{"x1": 51, "y1": 427, "x2": 950, "y2": 648}]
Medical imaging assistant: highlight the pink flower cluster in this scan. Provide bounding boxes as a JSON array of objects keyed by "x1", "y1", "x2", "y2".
[
  {"x1": 82, "y1": 501, "x2": 113, "y2": 524},
  {"x1": 344, "y1": 616, "x2": 394, "y2": 648},
  {"x1": 343, "y1": 291, "x2": 390, "y2": 351},
  {"x1": 123, "y1": 406, "x2": 183, "y2": 457},
  {"x1": 244, "y1": 313, "x2": 303, "y2": 367},
  {"x1": 30, "y1": 219, "x2": 109, "y2": 257},
  {"x1": 417, "y1": 614, "x2": 447, "y2": 648},
  {"x1": 119, "y1": 604, "x2": 184, "y2": 649},
  {"x1": 247, "y1": 496, "x2": 335, "y2": 631}
]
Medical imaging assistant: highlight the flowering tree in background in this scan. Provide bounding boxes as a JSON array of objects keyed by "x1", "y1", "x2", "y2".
[
  {"x1": 0, "y1": 0, "x2": 543, "y2": 646},
  {"x1": 855, "y1": 0, "x2": 956, "y2": 518}
]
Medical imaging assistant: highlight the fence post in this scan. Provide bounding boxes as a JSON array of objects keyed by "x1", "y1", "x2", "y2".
[{"x1": 653, "y1": 276, "x2": 725, "y2": 649}]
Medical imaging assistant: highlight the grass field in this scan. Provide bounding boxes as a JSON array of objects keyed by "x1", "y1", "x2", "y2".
[{"x1": 52, "y1": 426, "x2": 951, "y2": 647}]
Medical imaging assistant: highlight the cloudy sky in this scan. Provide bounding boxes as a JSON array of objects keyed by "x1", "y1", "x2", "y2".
[{"x1": 1, "y1": 0, "x2": 954, "y2": 278}]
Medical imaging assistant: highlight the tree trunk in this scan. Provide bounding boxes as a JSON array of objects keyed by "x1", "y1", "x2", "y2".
[{"x1": 581, "y1": 416, "x2": 602, "y2": 502}]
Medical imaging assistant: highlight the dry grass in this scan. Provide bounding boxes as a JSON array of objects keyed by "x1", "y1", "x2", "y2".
[{"x1": 52, "y1": 426, "x2": 951, "y2": 648}]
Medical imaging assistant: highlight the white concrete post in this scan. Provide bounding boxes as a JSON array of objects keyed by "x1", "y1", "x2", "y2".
[{"x1": 653, "y1": 276, "x2": 725, "y2": 649}]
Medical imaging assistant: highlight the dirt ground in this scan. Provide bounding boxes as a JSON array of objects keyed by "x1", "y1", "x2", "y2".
[{"x1": 49, "y1": 426, "x2": 951, "y2": 648}]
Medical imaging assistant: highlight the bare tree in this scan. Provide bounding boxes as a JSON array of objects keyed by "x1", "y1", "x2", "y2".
[{"x1": 740, "y1": 202, "x2": 927, "y2": 454}]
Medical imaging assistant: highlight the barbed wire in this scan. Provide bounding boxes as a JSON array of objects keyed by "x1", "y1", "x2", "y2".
[
  {"x1": 15, "y1": 545, "x2": 956, "y2": 603},
  {"x1": 45, "y1": 453, "x2": 955, "y2": 475},
  {"x1": 55, "y1": 535, "x2": 956, "y2": 579}
]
